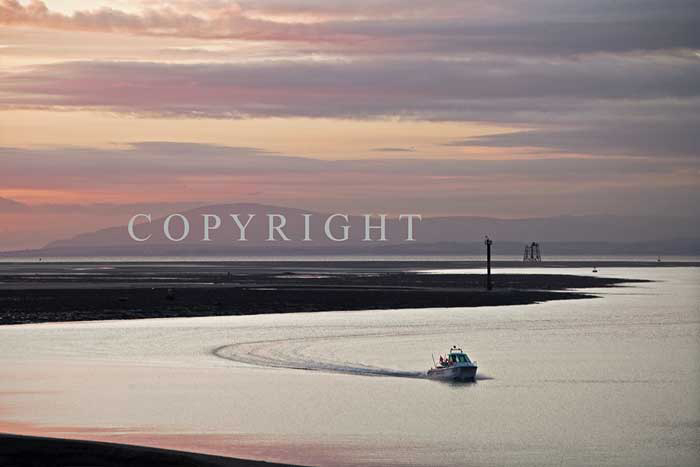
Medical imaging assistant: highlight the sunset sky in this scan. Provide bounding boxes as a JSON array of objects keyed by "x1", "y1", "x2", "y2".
[{"x1": 1, "y1": 0, "x2": 699, "y2": 249}]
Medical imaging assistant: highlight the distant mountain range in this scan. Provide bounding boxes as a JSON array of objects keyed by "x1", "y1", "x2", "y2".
[
  {"x1": 0, "y1": 197, "x2": 27, "y2": 212},
  {"x1": 3, "y1": 203, "x2": 699, "y2": 256}
]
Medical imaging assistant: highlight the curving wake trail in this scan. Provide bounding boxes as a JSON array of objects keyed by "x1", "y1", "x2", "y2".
[{"x1": 212, "y1": 335, "x2": 427, "y2": 379}]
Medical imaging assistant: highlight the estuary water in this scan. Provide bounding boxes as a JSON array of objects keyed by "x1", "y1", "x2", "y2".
[{"x1": 0, "y1": 267, "x2": 698, "y2": 466}]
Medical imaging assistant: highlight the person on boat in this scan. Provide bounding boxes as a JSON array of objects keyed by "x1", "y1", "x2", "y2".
[{"x1": 439, "y1": 355, "x2": 445, "y2": 366}]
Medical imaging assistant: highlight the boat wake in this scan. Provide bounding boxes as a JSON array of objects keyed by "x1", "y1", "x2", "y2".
[{"x1": 212, "y1": 336, "x2": 426, "y2": 379}]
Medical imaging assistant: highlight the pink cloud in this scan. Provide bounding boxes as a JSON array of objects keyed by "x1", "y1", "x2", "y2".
[{"x1": 0, "y1": 0, "x2": 351, "y2": 43}]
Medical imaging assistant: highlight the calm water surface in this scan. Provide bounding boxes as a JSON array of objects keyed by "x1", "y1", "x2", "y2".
[{"x1": 0, "y1": 267, "x2": 698, "y2": 466}]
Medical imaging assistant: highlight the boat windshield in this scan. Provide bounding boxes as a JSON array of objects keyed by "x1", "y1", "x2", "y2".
[{"x1": 451, "y1": 353, "x2": 470, "y2": 363}]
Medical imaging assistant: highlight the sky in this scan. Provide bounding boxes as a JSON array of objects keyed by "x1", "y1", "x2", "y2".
[{"x1": 0, "y1": 0, "x2": 699, "y2": 249}]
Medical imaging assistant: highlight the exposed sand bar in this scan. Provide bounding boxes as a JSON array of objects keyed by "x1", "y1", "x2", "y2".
[{"x1": 0, "y1": 261, "x2": 648, "y2": 325}]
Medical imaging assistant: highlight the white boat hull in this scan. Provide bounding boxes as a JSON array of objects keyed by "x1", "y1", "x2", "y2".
[{"x1": 427, "y1": 364, "x2": 477, "y2": 382}]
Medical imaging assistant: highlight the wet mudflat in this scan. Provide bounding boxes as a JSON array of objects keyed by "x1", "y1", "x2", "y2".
[{"x1": 0, "y1": 262, "x2": 645, "y2": 325}]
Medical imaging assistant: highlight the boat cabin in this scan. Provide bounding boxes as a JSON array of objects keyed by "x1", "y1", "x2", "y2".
[
  {"x1": 448, "y1": 348, "x2": 473, "y2": 364},
  {"x1": 437, "y1": 346, "x2": 474, "y2": 366}
]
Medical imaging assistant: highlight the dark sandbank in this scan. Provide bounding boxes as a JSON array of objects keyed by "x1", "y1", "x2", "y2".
[
  {"x1": 0, "y1": 433, "x2": 301, "y2": 467},
  {"x1": 0, "y1": 262, "x2": 648, "y2": 325}
]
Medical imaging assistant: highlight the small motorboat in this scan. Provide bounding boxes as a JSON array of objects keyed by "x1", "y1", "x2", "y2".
[{"x1": 427, "y1": 346, "x2": 478, "y2": 382}]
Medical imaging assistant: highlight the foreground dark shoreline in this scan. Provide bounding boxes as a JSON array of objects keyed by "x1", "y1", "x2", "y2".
[
  {"x1": 0, "y1": 261, "x2": 648, "y2": 325},
  {"x1": 0, "y1": 433, "x2": 302, "y2": 467}
]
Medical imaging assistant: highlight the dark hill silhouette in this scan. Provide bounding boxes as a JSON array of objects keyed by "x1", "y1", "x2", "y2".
[{"x1": 0, "y1": 196, "x2": 28, "y2": 212}]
